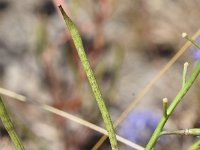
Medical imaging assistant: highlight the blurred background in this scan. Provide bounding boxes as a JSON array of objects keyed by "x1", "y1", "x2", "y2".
[{"x1": 0, "y1": 0, "x2": 200, "y2": 149}]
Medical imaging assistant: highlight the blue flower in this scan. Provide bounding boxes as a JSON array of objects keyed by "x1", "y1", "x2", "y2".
[
  {"x1": 118, "y1": 109, "x2": 160, "y2": 147},
  {"x1": 193, "y1": 49, "x2": 200, "y2": 61},
  {"x1": 192, "y1": 37, "x2": 200, "y2": 61}
]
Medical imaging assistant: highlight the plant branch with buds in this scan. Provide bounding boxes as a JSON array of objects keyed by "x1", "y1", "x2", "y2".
[{"x1": 145, "y1": 33, "x2": 200, "y2": 150}]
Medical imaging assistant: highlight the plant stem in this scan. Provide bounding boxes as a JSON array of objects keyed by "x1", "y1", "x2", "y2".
[
  {"x1": 58, "y1": 5, "x2": 118, "y2": 150},
  {"x1": 0, "y1": 96, "x2": 25, "y2": 150},
  {"x1": 161, "y1": 128, "x2": 200, "y2": 136},
  {"x1": 145, "y1": 60, "x2": 200, "y2": 150}
]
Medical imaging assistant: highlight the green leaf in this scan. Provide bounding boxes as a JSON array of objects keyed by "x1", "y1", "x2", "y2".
[{"x1": 58, "y1": 5, "x2": 118, "y2": 150}]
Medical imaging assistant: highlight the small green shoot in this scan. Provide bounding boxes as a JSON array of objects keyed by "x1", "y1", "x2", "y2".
[
  {"x1": 182, "y1": 62, "x2": 189, "y2": 88},
  {"x1": 162, "y1": 98, "x2": 168, "y2": 118}
]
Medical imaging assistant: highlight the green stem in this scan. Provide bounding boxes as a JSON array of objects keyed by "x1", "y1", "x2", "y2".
[
  {"x1": 161, "y1": 128, "x2": 200, "y2": 136},
  {"x1": 58, "y1": 5, "x2": 118, "y2": 150},
  {"x1": 0, "y1": 96, "x2": 25, "y2": 150},
  {"x1": 145, "y1": 60, "x2": 200, "y2": 150}
]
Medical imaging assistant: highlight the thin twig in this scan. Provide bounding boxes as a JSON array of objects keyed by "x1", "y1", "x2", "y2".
[
  {"x1": 0, "y1": 88, "x2": 144, "y2": 150},
  {"x1": 43, "y1": 105, "x2": 144, "y2": 150}
]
